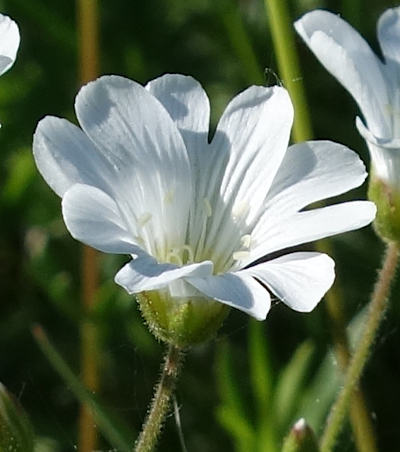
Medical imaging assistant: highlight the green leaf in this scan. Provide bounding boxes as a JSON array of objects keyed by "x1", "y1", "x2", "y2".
[
  {"x1": 0, "y1": 383, "x2": 35, "y2": 452},
  {"x1": 273, "y1": 341, "x2": 314, "y2": 431},
  {"x1": 215, "y1": 340, "x2": 256, "y2": 452}
]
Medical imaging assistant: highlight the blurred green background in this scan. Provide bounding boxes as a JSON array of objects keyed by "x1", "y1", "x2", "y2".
[{"x1": 0, "y1": 0, "x2": 399, "y2": 450}]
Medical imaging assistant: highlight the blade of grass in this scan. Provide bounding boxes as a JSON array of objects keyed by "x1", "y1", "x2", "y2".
[
  {"x1": 32, "y1": 325, "x2": 134, "y2": 452},
  {"x1": 217, "y1": 0, "x2": 264, "y2": 85}
]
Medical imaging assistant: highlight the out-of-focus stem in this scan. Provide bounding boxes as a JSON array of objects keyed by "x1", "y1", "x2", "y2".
[
  {"x1": 76, "y1": 1, "x2": 100, "y2": 451},
  {"x1": 263, "y1": 0, "x2": 312, "y2": 142},
  {"x1": 264, "y1": 2, "x2": 377, "y2": 450},
  {"x1": 218, "y1": 0, "x2": 264, "y2": 85},
  {"x1": 321, "y1": 242, "x2": 399, "y2": 452}
]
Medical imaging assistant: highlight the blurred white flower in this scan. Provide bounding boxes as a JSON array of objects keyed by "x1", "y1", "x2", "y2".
[
  {"x1": 0, "y1": 13, "x2": 19, "y2": 76},
  {"x1": 33, "y1": 74, "x2": 375, "y2": 320},
  {"x1": 295, "y1": 7, "x2": 400, "y2": 189}
]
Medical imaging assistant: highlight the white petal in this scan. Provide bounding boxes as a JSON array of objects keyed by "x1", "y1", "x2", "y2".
[
  {"x1": 0, "y1": 14, "x2": 19, "y2": 76},
  {"x1": 248, "y1": 201, "x2": 376, "y2": 265},
  {"x1": 115, "y1": 254, "x2": 213, "y2": 293},
  {"x1": 33, "y1": 116, "x2": 115, "y2": 197},
  {"x1": 146, "y1": 74, "x2": 210, "y2": 152},
  {"x1": 75, "y1": 75, "x2": 192, "y2": 248},
  {"x1": 265, "y1": 140, "x2": 368, "y2": 214},
  {"x1": 295, "y1": 10, "x2": 389, "y2": 137},
  {"x1": 146, "y1": 74, "x2": 216, "y2": 252},
  {"x1": 186, "y1": 273, "x2": 271, "y2": 320},
  {"x1": 202, "y1": 86, "x2": 293, "y2": 260},
  {"x1": 241, "y1": 252, "x2": 335, "y2": 312},
  {"x1": 378, "y1": 7, "x2": 400, "y2": 64},
  {"x1": 62, "y1": 184, "x2": 139, "y2": 254},
  {"x1": 211, "y1": 85, "x2": 293, "y2": 222}
]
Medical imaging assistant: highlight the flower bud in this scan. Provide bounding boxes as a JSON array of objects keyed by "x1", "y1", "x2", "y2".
[
  {"x1": 0, "y1": 383, "x2": 34, "y2": 451},
  {"x1": 137, "y1": 287, "x2": 230, "y2": 347},
  {"x1": 282, "y1": 418, "x2": 320, "y2": 452}
]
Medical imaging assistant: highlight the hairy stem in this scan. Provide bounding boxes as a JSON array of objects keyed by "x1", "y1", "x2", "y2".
[
  {"x1": 135, "y1": 345, "x2": 184, "y2": 452},
  {"x1": 321, "y1": 242, "x2": 399, "y2": 452}
]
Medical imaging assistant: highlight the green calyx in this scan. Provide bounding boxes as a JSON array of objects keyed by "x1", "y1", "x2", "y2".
[
  {"x1": 136, "y1": 290, "x2": 230, "y2": 348},
  {"x1": 368, "y1": 175, "x2": 400, "y2": 243}
]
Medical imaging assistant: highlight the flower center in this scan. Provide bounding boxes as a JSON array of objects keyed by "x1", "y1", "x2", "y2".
[{"x1": 132, "y1": 195, "x2": 253, "y2": 274}]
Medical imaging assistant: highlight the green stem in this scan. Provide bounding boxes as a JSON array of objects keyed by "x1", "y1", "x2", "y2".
[
  {"x1": 135, "y1": 345, "x2": 184, "y2": 452},
  {"x1": 263, "y1": 0, "x2": 312, "y2": 142},
  {"x1": 320, "y1": 242, "x2": 399, "y2": 452}
]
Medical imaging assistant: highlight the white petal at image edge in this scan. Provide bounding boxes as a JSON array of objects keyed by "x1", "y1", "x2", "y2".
[
  {"x1": 378, "y1": 7, "x2": 400, "y2": 65},
  {"x1": 295, "y1": 10, "x2": 389, "y2": 136},
  {"x1": 0, "y1": 14, "x2": 19, "y2": 76}
]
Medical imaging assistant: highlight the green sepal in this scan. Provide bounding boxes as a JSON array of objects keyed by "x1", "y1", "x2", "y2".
[
  {"x1": 281, "y1": 418, "x2": 320, "y2": 452},
  {"x1": 0, "y1": 383, "x2": 35, "y2": 452},
  {"x1": 137, "y1": 290, "x2": 230, "y2": 347},
  {"x1": 368, "y1": 175, "x2": 400, "y2": 243}
]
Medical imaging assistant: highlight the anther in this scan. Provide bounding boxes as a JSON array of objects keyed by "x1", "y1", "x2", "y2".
[
  {"x1": 233, "y1": 251, "x2": 250, "y2": 261},
  {"x1": 240, "y1": 234, "x2": 251, "y2": 249},
  {"x1": 138, "y1": 212, "x2": 152, "y2": 227},
  {"x1": 203, "y1": 198, "x2": 212, "y2": 217}
]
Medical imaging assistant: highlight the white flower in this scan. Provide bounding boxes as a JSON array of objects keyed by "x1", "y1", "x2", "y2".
[
  {"x1": 33, "y1": 74, "x2": 375, "y2": 321},
  {"x1": 295, "y1": 8, "x2": 400, "y2": 189},
  {"x1": 0, "y1": 13, "x2": 19, "y2": 76}
]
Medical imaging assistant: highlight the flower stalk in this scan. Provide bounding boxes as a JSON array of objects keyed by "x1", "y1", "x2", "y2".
[
  {"x1": 321, "y1": 242, "x2": 399, "y2": 452},
  {"x1": 135, "y1": 345, "x2": 184, "y2": 452}
]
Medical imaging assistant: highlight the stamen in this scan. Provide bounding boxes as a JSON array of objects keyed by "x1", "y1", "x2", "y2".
[
  {"x1": 164, "y1": 190, "x2": 174, "y2": 204},
  {"x1": 240, "y1": 234, "x2": 251, "y2": 249},
  {"x1": 167, "y1": 248, "x2": 183, "y2": 266},
  {"x1": 133, "y1": 236, "x2": 145, "y2": 247},
  {"x1": 138, "y1": 212, "x2": 152, "y2": 228},
  {"x1": 232, "y1": 201, "x2": 249, "y2": 220},
  {"x1": 233, "y1": 251, "x2": 250, "y2": 261},
  {"x1": 182, "y1": 244, "x2": 195, "y2": 264},
  {"x1": 203, "y1": 198, "x2": 212, "y2": 217}
]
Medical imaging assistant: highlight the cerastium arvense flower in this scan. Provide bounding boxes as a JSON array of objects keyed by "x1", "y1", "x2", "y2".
[
  {"x1": 295, "y1": 7, "x2": 400, "y2": 242},
  {"x1": 33, "y1": 74, "x2": 375, "y2": 451},
  {"x1": 33, "y1": 74, "x2": 375, "y2": 346}
]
